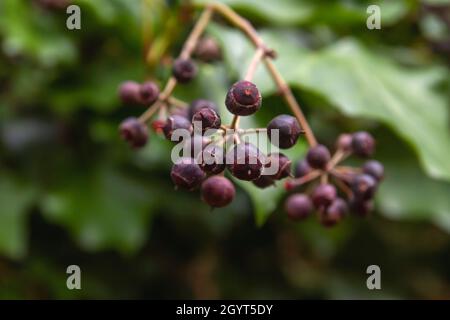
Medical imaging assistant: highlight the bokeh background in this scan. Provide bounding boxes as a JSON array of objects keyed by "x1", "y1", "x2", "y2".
[{"x1": 0, "y1": 0, "x2": 450, "y2": 299}]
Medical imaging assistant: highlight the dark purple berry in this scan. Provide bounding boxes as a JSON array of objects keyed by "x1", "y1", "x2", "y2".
[
  {"x1": 311, "y1": 183, "x2": 337, "y2": 208},
  {"x1": 363, "y1": 160, "x2": 384, "y2": 182},
  {"x1": 352, "y1": 174, "x2": 377, "y2": 200},
  {"x1": 172, "y1": 58, "x2": 197, "y2": 83},
  {"x1": 226, "y1": 142, "x2": 265, "y2": 181},
  {"x1": 336, "y1": 133, "x2": 353, "y2": 152},
  {"x1": 119, "y1": 117, "x2": 148, "y2": 148},
  {"x1": 306, "y1": 144, "x2": 330, "y2": 169},
  {"x1": 285, "y1": 194, "x2": 313, "y2": 221},
  {"x1": 352, "y1": 131, "x2": 375, "y2": 157},
  {"x1": 192, "y1": 108, "x2": 221, "y2": 133},
  {"x1": 118, "y1": 81, "x2": 141, "y2": 104},
  {"x1": 267, "y1": 115, "x2": 302, "y2": 149},
  {"x1": 163, "y1": 115, "x2": 193, "y2": 142},
  {"x1": 182, "y1": 135, "x2": 210, "y2": 158},
  {"x1": 265, "y1": 153, "x2": 291, "y2": 180},
  {"x1": 170, "y1": 157, "x2": 205, "y2": 190},
  {"x1": 321, "y1": 198, "x2": 348, "y2": 227},
  {"x1": 350, "y1": 198, "x2": 373, "y2": 217},
  {"x1": 294, "y1": 159, "x2": 312, "y2": 178},
  {"x1": 189, "y1": 99, "x2": 218, "y2": 119},
  {"x1": 139, "y1": 81, "x2": 160, "y2": 105},
  {"x1": 201, "y1": 176, "x2": 235, "y2": 208},
  {"x1": 194, "y1": 37, "x2": 222, "y2": 62},
  {"x1": 171, "y1": 108, "x2": 190, "y2": 121},
  {"x1": 252, "y1": 175, "x2": 275, "y2": 189},
  {"x1": 198, "y1": 144, "x2": 225, "y2": 175},
  {"x1": 225, "y1": 80, "x2": 261, "y2": 116}
]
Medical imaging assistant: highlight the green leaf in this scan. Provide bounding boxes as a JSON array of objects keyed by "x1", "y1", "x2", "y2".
[
  {"x1": 376, "y1": 140, "x2": 450, "y2": 234},
  {"x1": 289, "y1": 40, "x2": 450, "y2": 181},
  {"x1": 194, "y1": 0, "x2": 408, "y2": 26},
  {"x1": 0, "y1": 0, "x2": 76, "y2": 66},
  {"x1": 0, "y1": 173, "x2": 36, "y2": 259},
  {"x1": 213, "y1": 25, "x2": 450, "y2": 181},
  {"x1": 40, "y1": 166, "x2": 156, "y2": 254}
]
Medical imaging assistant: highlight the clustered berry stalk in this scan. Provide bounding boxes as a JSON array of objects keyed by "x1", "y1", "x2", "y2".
[{"x1": 118, "y1": 2, "x2": 384, "y2": 227}]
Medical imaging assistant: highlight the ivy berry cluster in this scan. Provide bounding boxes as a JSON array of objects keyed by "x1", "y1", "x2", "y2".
[
  {"x1": 285, "y1": 132, "x2": 384, "y2": 227},
  {"x1": 117, "y1": 3, "x2": 384, "y2": 226}
]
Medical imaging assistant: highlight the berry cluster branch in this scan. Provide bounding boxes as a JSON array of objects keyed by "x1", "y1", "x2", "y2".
[
  {"x1": 207, "y1": 2, "x2": 317, "y2": 147},
  {"x1": 118, "y1": 1, "x2": 385, "y2": 226},
  {"x1": 137, "y1": 2, "x2": 316, "y2": 146}
]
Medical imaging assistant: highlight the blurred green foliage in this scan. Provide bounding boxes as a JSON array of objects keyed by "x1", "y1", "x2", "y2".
[{"x1": 0, "y1": 0, "x2": 449, "y2": 299}]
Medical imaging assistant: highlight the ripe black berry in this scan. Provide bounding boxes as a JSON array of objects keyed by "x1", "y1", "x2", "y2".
[
  {"x1": 306, "y1": 144, "x2": 330, "y2": 170},
  {"x1": 226, "y1": 142, "x2": 265, "y2": 181},
  {"x1": 285, "y1": 194, "x2": 313, "y2": 221},
  {"x1": 352, "y1": 174, "x2": 377, "y2": 200},
  {"x1": 119, "y1": 117, "x2": 148, "y2": 148},
  {"x1": 198, "y1": 144, "x2": 225, "y2": 175},
  {"x1": 267, "y1": 115, "x2": 302, "y2": 149},
  {"x1": 189, "y1": 99, "x2": 218, "y2": 119},
  {"x1": 163, "y1": 115, "x2": 193, "y2": 142},
  {"x1": 352, "y1": 131, "x2": 375, "y2": 157},
  {"x1": 336, "y1": 133, "x2": 353, "y2": 152},
  {"x1": 139, "y1": 81, "x2": 160, "y2": 105},
  {"x1": 118, "y1": 81, "x2": 141, "y2": 104},
  {"x1": 172, "y1": 58, "x2": 197, "y2": 83},
  {"x1": 363, "y1": 160, "x2": 384, "y2": 182},
  {"x1": 182, "y1": 135, "x2": 209, "y2": 158},
  {"x1": 170, "y1": 157, "x2": 205, "y2": 190},
  {"x1": 225, "y1": 80, "x2": 261, "y2": 116},
  {"x1": 201, "y1": 176, "x2": 235, "y2": 207},
  {"x1": 350, "y1": 198, "x2": 373, "y2": 217},
  {"x1": 311, "y1": 183, "x2": 336, "y2": 208},
  {"x1": 192, "y1": 107, "x2": 221, "y2": 133},
  {"x1": 321, "y1": 198, "x2": 348, "y2": 227},
  {"x1": 294, "y1": 159, "x2": 312, "y2": 178},
  {"x1": 194, "y1": 37, "x2": 222, "y2": 62},
  {"x1": 252, "y1": 175, "x2": 275, "y2": 189},
  {"x1": 170, "y1": 107, "x2": 190, "y2": 120},
  {"x1": 265, "y1": 153, "x2": 291, "y2": 180}
]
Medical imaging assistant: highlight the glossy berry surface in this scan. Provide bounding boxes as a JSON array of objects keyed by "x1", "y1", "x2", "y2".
[
  {"x1": 189, "y1": 99, "x2": 218, "y2": 119},
  {"x1": 139, "y1": 81, "x2": 160, "y2": 105},
  {"x1": 265, "y1": 153, "x2": 291, "y2": 180},
  {"x1": 118, "y1": 81, "x2": 141, "y2": 105},
  {"x1": 226, "y1": 142, "x2": 265, "y2": 181},
  {"x1": 311, "y1": 183, "x2": 337, "y2": 208},
  {"x1": 119, "y1": 117, "x2": 148, "y2": 148},
  {"x1": 306, "y1": 144, "x2": 331, "y2": 170},
  {"x1": 252, "y1": 175, "x2": 275, "y2": 189},
  {"x1": 294, "y1": 159, "x2": 312, "y2": 178},
  {"x1": 201, "y1": 176, "x2": 235, "y2": 208},
  {"x1": 267, "y1": 115, "x2": 301, "y2": 149},
  {"x1": 182, "y1": 135, "x2": 209, "y2": 158},
  {"x1": 350, "y1": 198, "x2": 373, "y2": 217},
  {"x1": 163, "y1": 115, "x2": 193, "y2": 142},
  {"x1": 363, "y1": 160, "x2": 384, "y2": 182},
  {"x1": 172, "y1": 58, "x2": 197, "y2": 83},
  {"x1": 198, "y1": 144, "x2": 225, "y2": 175},
  {"x1": 225, "y1": 80, "x2": 261, "y2": 116},
  {"x1": 285, "y1": 194, "x2": 313, "y2": 221},
  {"x1": 194, "y1": 37, "x2": 222, "y2": 62},
  {"x1": 192, "y1": 107, "x2": 221, "y2": 133},
  {"x1": 352, "y1": 174, "x2": 377, "y2": 200},
  {"x1": 170, "y1": 157, "x2": 205, "y2": 190},
  {"x1": 352, "y1": 131, "x2": 375, "y2": 158},
  {"x1": 321, "y1": 198, "x2": 348, "y2": 227},
  {"x1": 336, "y1": 133, "x2": 353, "y2": 152}
]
